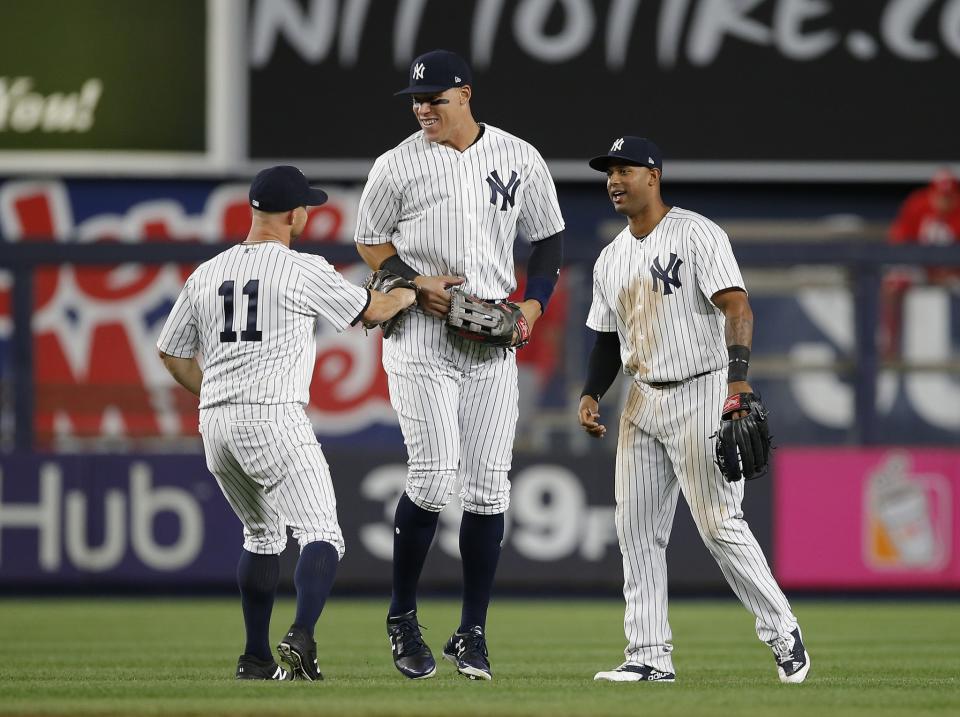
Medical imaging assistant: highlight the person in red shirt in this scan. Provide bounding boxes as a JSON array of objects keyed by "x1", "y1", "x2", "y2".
[
  {"x1": 890, "y1": 170, "x2": 960, "y2": 246},
  {"x1": 882, "y1": 170, "x2": 960, "y2": 358}
]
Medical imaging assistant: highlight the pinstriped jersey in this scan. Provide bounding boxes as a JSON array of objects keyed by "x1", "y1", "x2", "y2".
[
  {"x1": 586, "y1": 207, "x2": 745, "y2": 383},
  {"x1": 157, "y1": 242, "x2": 369, "y2": 409},
  {"x1": 355, "y1": 123, "x2": 565, "y2": 299}
]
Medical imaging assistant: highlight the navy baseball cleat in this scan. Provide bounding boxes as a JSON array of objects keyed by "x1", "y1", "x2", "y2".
[
  {"x1": 770, "y1": 627, "x2": 811, "y2": 684},
  {"x1": 277, "y1": 625, "x2": 323, "y2": 681},
  {"x1": 594, "y1": 663, "x2": 676, "y2": 682},
  {"x1": 235, "y1": 654, "x2": 291, "y2": 681},
  {"x1": 387, "y1": 610, "x2": 437, "y2": 679},
  {"x1": 442, "y1": 626, "x2": 492, "y2": 680}
]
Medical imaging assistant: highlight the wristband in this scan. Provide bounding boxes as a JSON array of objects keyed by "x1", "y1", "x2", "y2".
[
  {"x1": 380, "y1": 254, "x2": 419, "y2": 282},
  {"x1": 727, "y1": 344, "x2": 750, "y2": 383},
  {"x1": 523, "y1": 275, "x2": 556, "y2": 313}
]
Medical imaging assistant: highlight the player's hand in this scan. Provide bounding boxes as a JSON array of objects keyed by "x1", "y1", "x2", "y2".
[
  {"x1": 388, "y1": 286, "x2": 417, "y2": 310},
  {"x1": 414, "y1": 275, "x2": 465, "y2": 317},
  {"x1": 726, "y1": 380, "x2": 753, "y2": 418},
  {"x1": 578, "y1": 395, "x2": 606, "y2": 438},
  {"x1": 515, "y1": 299, "x2": 543, "y2": 341}
]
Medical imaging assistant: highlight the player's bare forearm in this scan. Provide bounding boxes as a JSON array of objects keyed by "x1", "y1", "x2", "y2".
[
  {"x1": 515, "y1": 299, "x2": 542, "y2": 334},
  {"x1": 714, "y1": 288, "x2": 753, "y2": 349},
  {"x1": 159, "y1": 351, "x2": 203, "y2": 396},
  {"x1": 713, "y1": 288, "x2": 754, "y2": 399},
  {"x1": 364, "y1": 288, "x2": 417, "y2": 324},
  {"x1": 356, "y1": 241, "x2": 398, "y2": 271}
]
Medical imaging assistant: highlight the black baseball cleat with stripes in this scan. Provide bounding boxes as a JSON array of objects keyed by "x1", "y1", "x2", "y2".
[
  {"x1": 277, "y1": 624, "x2": 323, "y2": 681},
  {"x1": 442, "y1": 626, "x2": 492, "y2": 680},
  {"x1": 594, "y1": 663, "x2": 676, "y2": 682},
  {"x1": 235, "y1": 654, "x2": 291, "y2": 681},
  {"x1": 770, "y1": 627, "x2": 811, "y2": 684},
  {"x1": 387, "y1": 610, "x2": 437, "y2": 679}
]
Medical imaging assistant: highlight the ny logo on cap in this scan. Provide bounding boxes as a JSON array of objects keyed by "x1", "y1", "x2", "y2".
[
  {"x1": 413, "y1": 62, "x2": 425, "y2": 80},
  {"x1": 611, "y1": 138, "x2": 624, "y2": 152}
]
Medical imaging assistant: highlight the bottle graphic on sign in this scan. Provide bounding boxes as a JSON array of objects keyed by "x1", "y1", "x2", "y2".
[{"x1": 864, "y1": 453, "x2": 950, "y2": 571}]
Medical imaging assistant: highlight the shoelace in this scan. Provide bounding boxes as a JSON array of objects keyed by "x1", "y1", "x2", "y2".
[
  {"x1": 393, "y1": 620, "x2": 428, "y2": 655},
  {"x1": 771, "y1": 635, "x2": 795, "y2": 663},
  {"x1": 457, "y1": 628, "x2": 488, "y2": 658}
]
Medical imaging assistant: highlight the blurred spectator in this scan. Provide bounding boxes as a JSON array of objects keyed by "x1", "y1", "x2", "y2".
[
  {"x1": 882, "y1": 170, "x2": 960, "y2": 358},
  {"x1": 890, "y1": 170, "x2": 960, "y2": 247}
]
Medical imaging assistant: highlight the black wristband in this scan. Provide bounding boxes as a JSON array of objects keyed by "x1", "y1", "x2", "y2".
[
  {"x1": 727, "y1": 344, "x2": 750, "y2": 382},
  {"x1": 380, "y1": 254, "x2": 419, "y2": 282}
]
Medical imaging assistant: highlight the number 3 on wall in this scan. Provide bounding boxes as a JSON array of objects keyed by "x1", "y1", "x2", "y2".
[{"x1": 218, "y1": 280, "x2": 263, "y2": 342}]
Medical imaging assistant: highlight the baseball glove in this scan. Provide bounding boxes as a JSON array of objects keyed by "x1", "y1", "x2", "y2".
[
  {"x1": 362, "y1": 270, "x2": 418, "y2": 339},
  {"x1": 446, "y1": 290, "x2": 530, "y2": 348},
  {"x1": 714, "y1": 392, "x2": 772, "y2": 482}
]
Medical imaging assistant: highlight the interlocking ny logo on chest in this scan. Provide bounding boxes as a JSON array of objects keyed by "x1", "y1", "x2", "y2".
[
  {"x1": 650, "y1": 252, "x2": 683, "y2": 295},
  {"x1": 486, "y1": 169, "x2": 520, "y2": 210}
]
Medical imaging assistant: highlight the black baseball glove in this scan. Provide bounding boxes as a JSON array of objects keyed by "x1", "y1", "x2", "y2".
[
  {"x1": 362, "y1": 270, "x2": 418, "y2": 339},
  {"x1": 714, "y1": 392, "x2": 772, "y2": 482},
  {"x1": 446, "y1": 290, "x2": 530, "y2": 348}
]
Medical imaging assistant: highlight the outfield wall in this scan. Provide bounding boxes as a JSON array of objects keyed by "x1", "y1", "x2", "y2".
[{"x1": 2, "y1": 449, "x2": 958, "y2": 593}]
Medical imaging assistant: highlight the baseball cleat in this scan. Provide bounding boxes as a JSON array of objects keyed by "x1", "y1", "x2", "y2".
[
  {"x1": 235, "y1": 654, "x2": 291, "y2": 681},
  {"x1": 442, "y1": 626, "x2": 492, "y2": 680},
  {"x1": 387, "y1": 609, "x2": 437, "y2": 679},
  {"x1": 770, "y1": 627, "x2": 811, "y2": 684},
  {"x1": 594, "y1": 663, "x2": 676, "y2": 682},
  {"x1": 277, "y1": 624, "x2": 323, "y2": 681}
]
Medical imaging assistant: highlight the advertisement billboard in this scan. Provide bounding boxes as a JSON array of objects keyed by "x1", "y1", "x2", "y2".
[
  {"x1": 0, "y1": 452, "x2": 772, "y2": 591},
  {"x1": 248, "y1": 0, "x2": 960, "y2": 180},
  {"x1": 0, "y1": 0, "x2": 223, "y2": 175},
  {"x1": 775, "y1": 448, "x2": 960, "y2": 589}
]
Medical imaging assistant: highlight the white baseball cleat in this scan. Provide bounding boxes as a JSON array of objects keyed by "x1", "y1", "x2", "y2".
[
  {"x1": 770, "y1": 628, "x2": 811, "y2": 684},
  {"x1": 594, "y1": 663, "x2": 675, "y2": 682}
]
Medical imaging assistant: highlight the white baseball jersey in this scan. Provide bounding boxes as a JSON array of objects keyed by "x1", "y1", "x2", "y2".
[
  {"x1": 354, "y1": 123, "x2": 563, "y2": 513},
  {"x1": 586, "y1": 207, "x2": 744, "y2": 383},
  {"x1": 355, "y1": 123, "x2": 565, "y2": 299},
  {"x1": 157, "y1": 242, "x2": 368, "y2": 409},
  {"x1": 157, "y1": 241, "x2": 368, "y2": 556}
]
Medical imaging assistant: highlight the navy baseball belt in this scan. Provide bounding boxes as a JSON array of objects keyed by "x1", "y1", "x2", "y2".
[{"x1": 645, "y1": 370, "x2": 711, "y2": 390}]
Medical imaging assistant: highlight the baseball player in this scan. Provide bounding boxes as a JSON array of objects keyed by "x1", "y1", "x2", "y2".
[
  {"x1": 354, "y1": 50, "x2": 565, "y2": 681},
  {"x1": 157, "y1": 165, "x2": 417, "y2": 681},
  {"x1": 578, "y1": 137, "x2": 810, "y2": 684}
]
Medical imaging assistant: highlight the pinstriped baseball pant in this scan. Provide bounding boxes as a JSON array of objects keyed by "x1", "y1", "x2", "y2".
[
  {"x1": 200, "y1": 403, "x2": 344, "y2": 557},
  {"x1": 616, "y1": 370, "x2": 797, "y2": 673},
  {"x1": 383, "y1": 310, "x2": 519, "y2": 515}
]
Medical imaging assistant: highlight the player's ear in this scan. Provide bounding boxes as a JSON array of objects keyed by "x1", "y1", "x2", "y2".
[{"x1": 460, "y1": 85, "x2": 471, "y2": 105}]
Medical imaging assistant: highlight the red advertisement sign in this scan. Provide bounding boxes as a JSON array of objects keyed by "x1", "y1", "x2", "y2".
[{"x1": 775, "y1": 448, "x2": 960, "y2": 589}]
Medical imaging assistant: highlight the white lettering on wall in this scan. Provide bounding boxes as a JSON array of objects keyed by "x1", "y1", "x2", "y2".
[
  {"x1": 0, "y1": 78, "x2": 102, "y2": 134},
  {"x1": 249, "y1": 0, "x2": 960, "y2": 71}
]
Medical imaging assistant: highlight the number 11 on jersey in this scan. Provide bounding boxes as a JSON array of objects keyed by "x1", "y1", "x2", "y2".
[{"x1": 218, "y1": 279, "x2": 262, "y2": 343}]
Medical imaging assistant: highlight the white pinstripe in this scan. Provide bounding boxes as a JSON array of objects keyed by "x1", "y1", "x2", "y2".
[
  {"x1": 157, "y1": 242, "x2": 368, "y2": 555},
  {"x1": 158, "y1": 242, "x2": 368, "y2": 408},
  {"x1": 356, "y1": 124, "x2": 562, "y2": 513},
  {"x1": 385, "y1": 311, "x2": 518, "y2": 514},
  {"x1": 588, "y1": 207, "x2": 797, "y2": 672},
  {"x1": 200, "y1": 404, "x2": 345, "y2": 557},
  {"x1": 587, "y1": 208, "x2": 743, "y2": 382}
]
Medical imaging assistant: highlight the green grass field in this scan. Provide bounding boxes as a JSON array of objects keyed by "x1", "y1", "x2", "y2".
[{"x1": 1, "y1": 598, "x2": 957, "y2": 716}]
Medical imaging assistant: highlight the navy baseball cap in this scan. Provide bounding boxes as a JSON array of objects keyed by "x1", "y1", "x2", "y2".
[
  {"x1": 249, "y1": 165, "x2": 328, "y2": 212},
  {"x1": 395, "y1": 49, "x2": 472, "y2": 95},
  {"x1": 589, "y1": 136, "x2": 663, "y2": 172}
]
